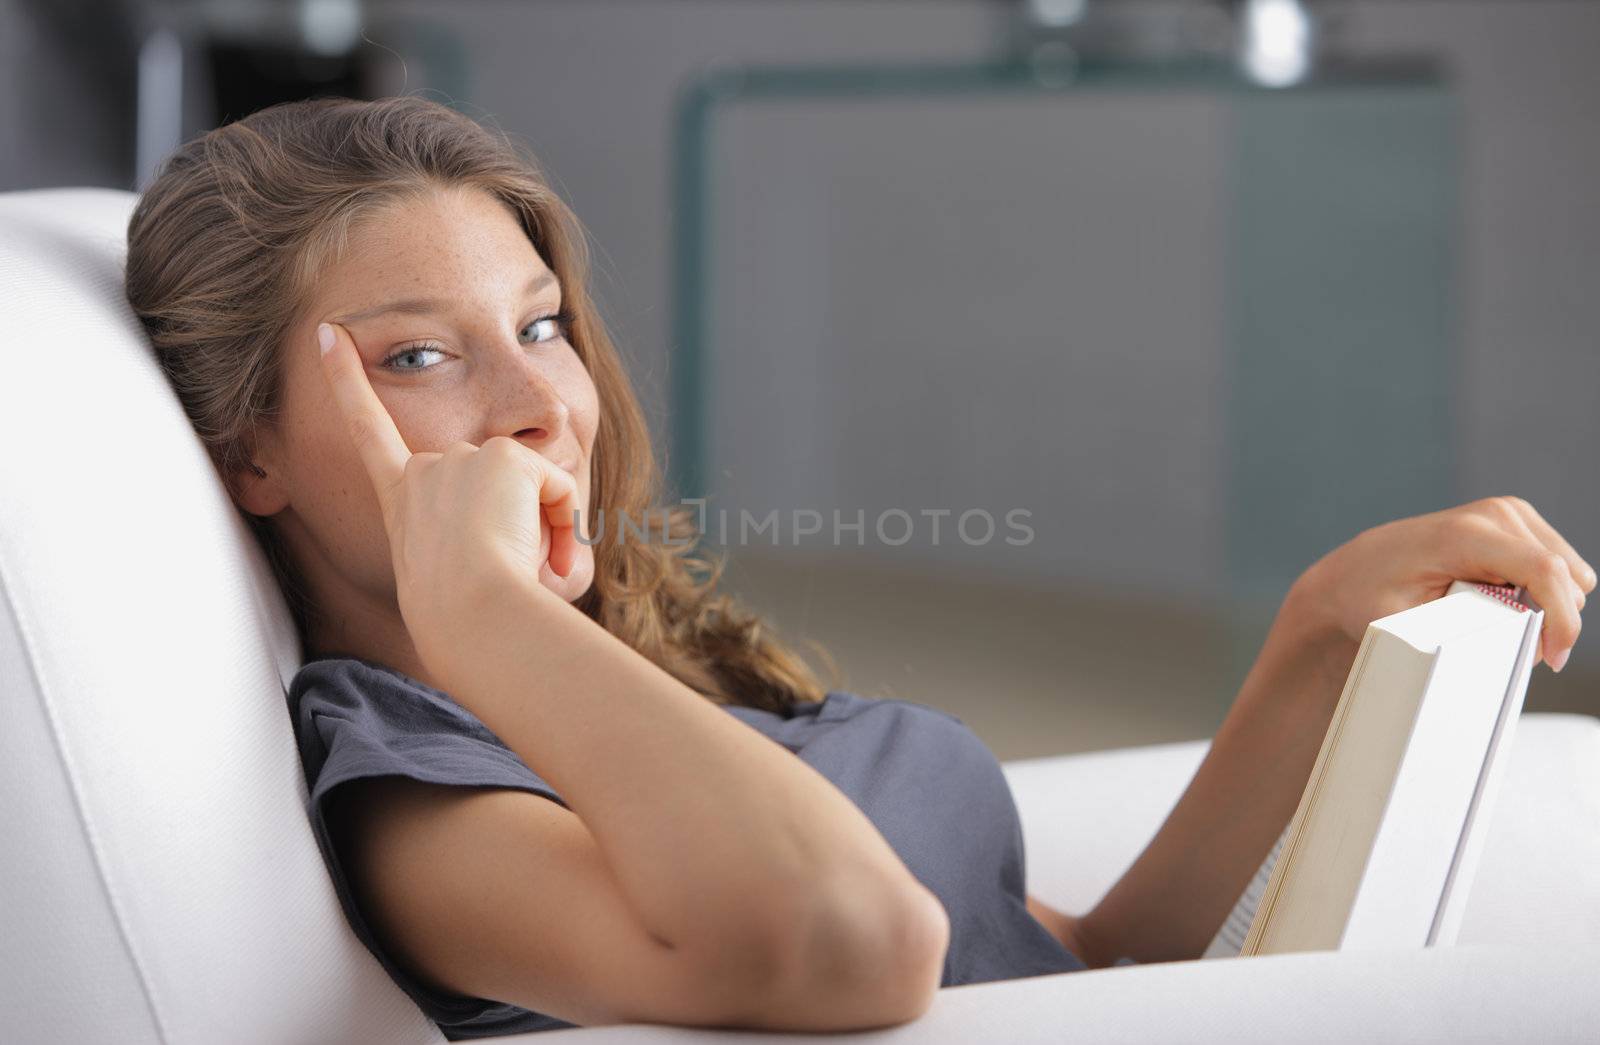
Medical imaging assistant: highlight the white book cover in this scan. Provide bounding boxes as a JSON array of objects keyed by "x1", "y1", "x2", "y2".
[{"x1": 1234, "y1": 581, "x2": 1543, "y2": 957}]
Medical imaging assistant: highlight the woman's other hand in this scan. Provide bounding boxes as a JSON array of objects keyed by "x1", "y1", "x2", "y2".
[
  {"x1": 1291, "y1": 497, "x2": 1595, "y2": 672},
  {"x1": 315, "y1": 320, "x2": 582, "y2": 658},
  {"x1": 1077, "y1": 496, "x2": 1594, "y2": 968}
]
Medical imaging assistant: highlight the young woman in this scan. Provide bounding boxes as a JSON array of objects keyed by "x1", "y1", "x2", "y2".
[{"x1": 124, "y1": 96, "x2": 1592, "y2": 1039}]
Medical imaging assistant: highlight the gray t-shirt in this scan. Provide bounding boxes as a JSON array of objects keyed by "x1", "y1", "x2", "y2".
[{"x1": 288, "y1": 655, "x2": 1087, "y2": 1039}]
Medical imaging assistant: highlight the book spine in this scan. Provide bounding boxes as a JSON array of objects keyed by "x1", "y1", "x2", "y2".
[{"x1": 1467, "y1": 582, "x2": 1530, "y2": 612}]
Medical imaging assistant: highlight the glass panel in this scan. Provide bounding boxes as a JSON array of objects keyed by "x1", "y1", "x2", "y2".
[{"x1": 674, "y1": 62, "x2": 1455, "y2": 636}]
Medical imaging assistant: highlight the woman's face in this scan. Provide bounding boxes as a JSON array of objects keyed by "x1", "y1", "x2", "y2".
[{"x1": 240, "y1": 185, "x2": 600, "y2": 662}]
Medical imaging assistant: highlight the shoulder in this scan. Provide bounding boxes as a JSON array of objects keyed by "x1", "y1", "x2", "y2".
[
  {"x1": 287, "y1": 654, "x2": 563, "y2": 808},
  {"x1": 290, "y1": 655, "x2": 512, "y2": 750},
  {"x1": 749, "y1": 688, "x2": 988, "y2": 768},
  {"x1": 820, "y1": 693, "x2": 1011, "y2": 798},
  {"x1": 818, "y1": 690, "x2": 966, "y2": 727},
  {"x1": 721, "y1": 688, "x2": 968, "y2": 748},
  {"x1": 291, "y1": 654, "x2": 460, "y2": 717}
]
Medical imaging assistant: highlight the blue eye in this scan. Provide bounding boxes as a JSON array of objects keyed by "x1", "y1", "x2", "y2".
[
  {"x1": 521, "y1": 309, "x2": 574, "y2": 345},
  {"x1": 378, "y1": 311, "x2": 573, "y2": 374},
  {"x1": 380, "y1": 343, "x2": 447, "y2": 372}
]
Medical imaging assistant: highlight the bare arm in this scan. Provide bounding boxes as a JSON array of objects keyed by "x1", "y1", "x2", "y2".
[
  {"x1": 1068, "y1": 581, "x2": 1353, "y2": 966},
  {"x1": 432, "y1": 566, "x2": 951, "y2": 998},
  {"x1": 329, "y1": 772, "x2": 946, "y2": 1031},
  {"x1": 1022, "y1": 592, "x2": 1350, "y2": 968},
  {"x1": 316, "y1": 319, "x2": 949, "y2": 1028}
]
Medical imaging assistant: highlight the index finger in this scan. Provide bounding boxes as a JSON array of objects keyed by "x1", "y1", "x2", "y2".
[
  {"x1": 534, "y1": 460, "x2": 581, "y2": 579},
  {"x1": 317, "y1": 321, "x2": 411, "y2": 497}
]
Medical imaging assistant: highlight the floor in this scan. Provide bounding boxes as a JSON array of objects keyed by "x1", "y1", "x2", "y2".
[{"x1": 719, "y1": 549, "x2": 1600, "y2": 764}]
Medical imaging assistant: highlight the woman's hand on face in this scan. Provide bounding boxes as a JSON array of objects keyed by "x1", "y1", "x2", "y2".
[
  {"x1": 1294, "y1": 497, "x2": 1595, "y2": 672},
  {"x1": 316, "y1": 320, "x2": 582, "y2": 639}
]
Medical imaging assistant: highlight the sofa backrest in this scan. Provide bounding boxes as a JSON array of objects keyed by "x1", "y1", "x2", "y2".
[{"x1": 0, "y1": 188, "x2": 440, "y2": 1044}]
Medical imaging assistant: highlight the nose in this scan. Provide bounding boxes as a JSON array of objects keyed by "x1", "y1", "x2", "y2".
[
  {"x1": 510, "y1": 382, "x2": 570, "y2": 457},
  {"x1": 484, "y1": 338, "x2": 571, "y2": 460}
]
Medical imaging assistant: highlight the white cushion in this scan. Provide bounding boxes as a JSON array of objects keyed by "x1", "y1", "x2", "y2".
[{"x1": 0, "y1": 188, "x2": 442, "y2": 1045}]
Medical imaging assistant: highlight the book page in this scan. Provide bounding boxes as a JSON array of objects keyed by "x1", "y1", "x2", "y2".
[
  {"x1": 1203, "y1": 822, "x2": 1289, "y2": 959},
  {"x1": 1241, "y1": 626, "x2": 1383, "y2": 956},
  {"x1": 1248, "y1": 631, "x2": 1436, "y2": 954}
]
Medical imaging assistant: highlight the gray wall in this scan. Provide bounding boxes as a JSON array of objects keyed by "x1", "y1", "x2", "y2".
[
  {"x1": 709, "y1": 90, "x2": 1235, "y2": 595},
  {"x1": 1343, "y1": 4, "x2": 1600, "y2": 566}
]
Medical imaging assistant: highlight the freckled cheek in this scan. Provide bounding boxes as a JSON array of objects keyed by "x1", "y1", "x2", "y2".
[
  {"x1": 285, "y1": 374, "x2": 393, "y2": 577},
  {"x1": 298, "y1": 422, "x2": 387, "y2": 554},
  {"x1": 324, "y1": 459, "x2": 384, "y2": 541},
  {"x1": 561, "y1": 367, "x2": 602, "y2": 468}
]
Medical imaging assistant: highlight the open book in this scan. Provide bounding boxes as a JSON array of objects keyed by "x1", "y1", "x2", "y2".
[{"x1": 1215, "y1": 581, "x2": 1544, "y2": 958}]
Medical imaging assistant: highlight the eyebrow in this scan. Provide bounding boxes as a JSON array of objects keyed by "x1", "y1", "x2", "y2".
[{"x1": 331, "y1": 271, "x2": 558, "y2": 325}]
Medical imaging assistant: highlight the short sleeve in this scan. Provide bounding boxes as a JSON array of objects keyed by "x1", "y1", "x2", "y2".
[{"x1": 287, "y1": 655, "x2": 576, "y2": 1037}]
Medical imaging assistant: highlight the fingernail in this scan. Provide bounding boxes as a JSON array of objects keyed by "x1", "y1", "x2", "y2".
[
  {"x1": 317, "y1": 323, "x2": 336, "y2": 355},
  {"x1": 1550, "y1": 646, "x2": 1570, "y2": 673}
]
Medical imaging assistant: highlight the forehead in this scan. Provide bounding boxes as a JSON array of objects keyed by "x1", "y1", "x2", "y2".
[{"x1": 312, "y1": 186, "x2": 554, "y2": 310}]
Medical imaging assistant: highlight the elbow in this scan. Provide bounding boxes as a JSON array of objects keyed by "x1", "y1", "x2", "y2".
[
  {"x1": 747, "y1": 873, "x2": 950, "y2": 1030},
  {"x1": 860, "y1": 880, "x2": 949, "y2": 1023}
]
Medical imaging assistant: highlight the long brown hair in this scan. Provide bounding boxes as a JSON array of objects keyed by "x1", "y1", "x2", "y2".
[{"x1": 125, "y1": 95, "x2": 829, "y2": 714}]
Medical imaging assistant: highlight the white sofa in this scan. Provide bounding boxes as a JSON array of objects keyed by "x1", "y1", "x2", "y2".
[{"x1": 1, "y1": 187, "x2": 1597, "y2": 1044}]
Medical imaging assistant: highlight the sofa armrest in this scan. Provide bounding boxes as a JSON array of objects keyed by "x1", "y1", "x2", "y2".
[
  {"x1": 526, "y1": 713, "x2": 1600, "y2": 1041},
  {"x1": 525, "y1": 943, "x2": 1600, "y2": 1043},
  {"x1": 1002, "y1": 736, "x2": 1207, "y2": 914},
  {"x1": 1001, "y1": 712, "x2": 1600, "y2": 950}
]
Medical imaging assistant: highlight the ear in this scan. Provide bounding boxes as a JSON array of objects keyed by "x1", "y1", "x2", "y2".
[{"x1": 229, "y1": 438, "x2": 291, "y2": 518}]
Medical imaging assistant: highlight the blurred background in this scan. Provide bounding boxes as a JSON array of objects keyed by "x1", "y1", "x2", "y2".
[{"x1": 4, "y1": 0, "x2": 1595, "y2": 760}]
